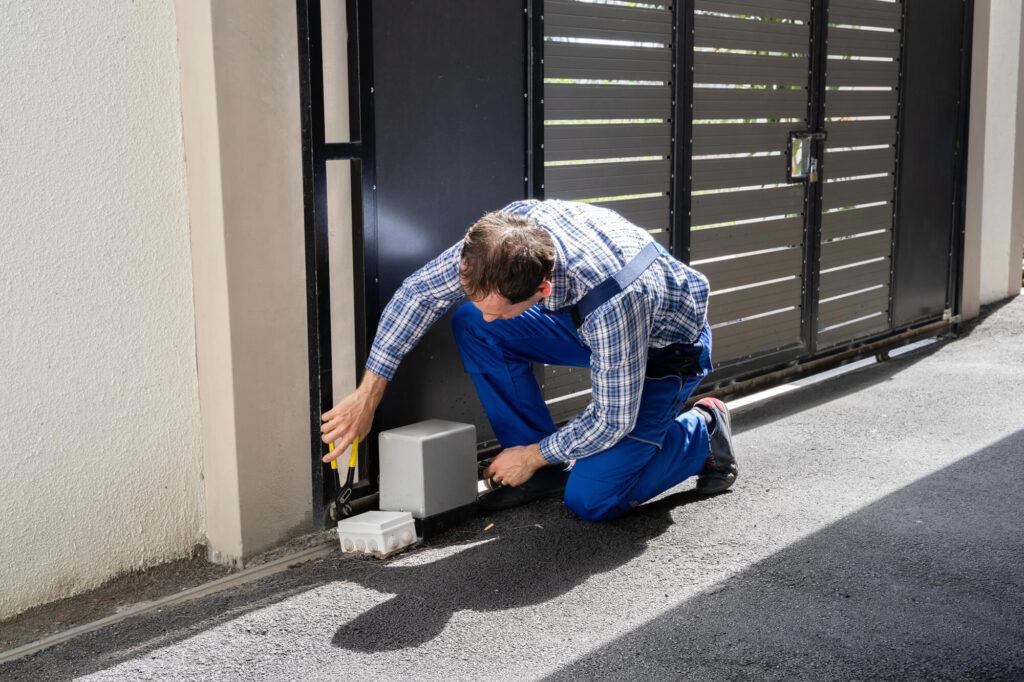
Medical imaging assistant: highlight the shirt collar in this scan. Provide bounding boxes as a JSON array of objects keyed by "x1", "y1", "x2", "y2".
[{"x1": 542, "y1": 235, "x2": 573, "y2": 311}]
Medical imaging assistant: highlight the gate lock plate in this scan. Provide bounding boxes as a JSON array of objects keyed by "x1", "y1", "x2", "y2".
[{"x1": 787, "y1": 131, "x2": 828, "y2": 183}]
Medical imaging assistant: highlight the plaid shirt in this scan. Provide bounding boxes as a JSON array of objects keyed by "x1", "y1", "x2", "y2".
[{"x1": 366, "y1": 199, "x2": 710, "y2": 464}]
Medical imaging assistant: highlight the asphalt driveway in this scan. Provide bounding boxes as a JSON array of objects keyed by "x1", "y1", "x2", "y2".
[{"x1": 4, "y1": 297, "x2": 1023, "y2": 680}]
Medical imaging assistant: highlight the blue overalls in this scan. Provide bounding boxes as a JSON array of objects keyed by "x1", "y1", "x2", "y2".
[{"x1": 452, "y1": 242, "x2": 714, "y2": 522}]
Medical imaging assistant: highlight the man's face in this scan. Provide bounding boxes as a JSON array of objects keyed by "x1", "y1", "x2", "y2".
[{"x1": 469, "y1": 281, "x2": 552, "y2": 323}]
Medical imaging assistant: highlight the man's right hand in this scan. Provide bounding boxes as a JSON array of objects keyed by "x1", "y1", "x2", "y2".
[{"x1": 320, "y1": 370, "x2": 388, "y2": 463}]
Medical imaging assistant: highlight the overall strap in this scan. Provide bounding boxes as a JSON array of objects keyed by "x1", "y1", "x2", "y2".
[{"x1": 570, "y1": 240, "x2": 664, "y2": 326}]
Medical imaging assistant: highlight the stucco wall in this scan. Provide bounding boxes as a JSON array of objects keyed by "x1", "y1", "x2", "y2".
[
  {"x1": 0, "y1": 2, "x2": 203, "y2": 618},
  {"x1": 174, "y1": 0, "x2": 316, "y2": 564},
  {"x1": 965, "y1": 0, "x2": 1024, "y2": 316},
  {"x1": 979, "y1": 1, "x2": 1023, "y2": 303}
]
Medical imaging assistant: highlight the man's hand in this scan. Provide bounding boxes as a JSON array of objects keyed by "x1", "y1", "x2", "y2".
[
  {"x1": 483, "y1": 443, "x2": 547, "y2": 487},
  {"x1": 320, "y1": 371, "x2": 388, "y2": 462}
]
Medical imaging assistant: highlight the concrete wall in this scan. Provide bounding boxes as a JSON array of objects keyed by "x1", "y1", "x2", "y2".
[
  {"x1": 0, "y1": 2, "x2": 203, "y2": 618},
  {"x1": 964, "y1": 0, "x2": 1024, "y2": 317},
  {"x1": 175, "y1": 0, "x2": 335, "y2": 564}
]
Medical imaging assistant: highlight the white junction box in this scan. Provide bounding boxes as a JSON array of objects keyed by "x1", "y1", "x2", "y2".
[
  {"x1": 337, "y1": 510, "x2": 417, "y2": 557},
  {"x1": 379, "y1": 419, "x2": 477, "y2": 519}
]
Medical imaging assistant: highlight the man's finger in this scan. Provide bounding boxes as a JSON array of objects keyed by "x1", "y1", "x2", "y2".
[
  {"x1": 319, "y1": 436, "x2": 348, "y2": 462},
  {"x1": 322, "y1": 426, "x2": 346, "y2": 445},
  {"x1": 321, "y1": 435, "x2": 353, "y2": 463}
]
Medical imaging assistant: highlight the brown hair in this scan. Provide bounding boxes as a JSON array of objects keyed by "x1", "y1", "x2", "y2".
[{"x1": 460, "y1": 211, "x2": 555, "y2": 303}]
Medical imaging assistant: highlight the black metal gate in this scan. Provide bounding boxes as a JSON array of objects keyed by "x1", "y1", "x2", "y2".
[{"x1": 298, "y1": 0, "x2": 972, "y2": 523}]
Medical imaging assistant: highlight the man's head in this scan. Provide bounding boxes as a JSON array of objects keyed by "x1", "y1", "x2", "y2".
[{"x1": 460, "y1": 211, "x2": 555, "y2": 322}]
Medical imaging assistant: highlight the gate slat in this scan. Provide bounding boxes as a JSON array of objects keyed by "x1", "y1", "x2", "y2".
[
  {"x1": 818, "y1": 286, "x2": 889, "y2": 327},
  {"x1": 821, "y1": 204, "x2": 893, "y2": 240},
  {"x1": 694, "y1": 87, "x2": 807, "y2": 120},
  {"x1": 817, "y1": 313, "x2": 889, "y2": 347},
  {"x1": 709, "y1": 278, "x2": 803, "y2": 325},
  {"x1": 545, "y1": 42, "x2": 672, "y2": 82},
  {"x1": 693, "y1": 122, "x2": 792, "y2": 155},
  {"x1": 827, "y1": 57, "x2": 899, "y2": 88},
  {"x1": 695, "y1": 0, "x2": 809, "y2": 21},
  {"x1": 825, "y1": 147, "x2": 896, "y2": 179},
  {"x1": 545, "y1": 159, "x2": 670, "y2": 200},
  {"x1": 591, "y1": 196, "x2": 671, "y2": 231},
  {"x1": 828, "y1": 25, "x2": 901, "y2": 58},
  {"x1": 692, "y1": 185, "x2": 805, "y2": 225},
  {"x1": 545, "y1": 123, "x2": 670, "y2": 162},
  {"x1": 541, "y1": 365, "x2": 590, "y2": 396},
  {"x1": 820, "y1": 231, "x2": 892, "y2": 270},
  {"x1": 692, "y1": 154, "x2": 786, "y2": 191},
  {"x1": 819, "y1": 257, "x2": 891, "y2": 298},
  {"x1": 691, "y1": 217, "x2": 804, "y2": 259},
  {"x1": 713, "y1": 308, "x2": 803, "y2": 363},
  {"x1": 694, "y1": 14, "x2": 809, "y2": 53},
  {"x1": 545, "y1": 0, "x2": 673, "y2": 43},
  {"x1": 826, "y1": 119, "x2": 897, "y2": 148},
  {"x1": 694, "y1": 52, "x2": 809, "y2": 86},
  {"x1": 829, "y1": 0, "x2": 902, "y2": 30},
  {"x1": 825, "y1": 89, "x2": 898, "y2": 118},
  {"x1": 699, "y1": 247, "x2": 803, "y2": 291},
  {"x1": 821, "y1": 175, "x2": 894, "y2": 210},
  {"x1": 545, "y1": 84, "x2": 671, "y2": 120}
]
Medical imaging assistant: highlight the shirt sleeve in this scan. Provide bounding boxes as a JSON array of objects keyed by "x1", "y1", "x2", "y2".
[
  {"x1": 538, "y1": 290, "x2": 652, "y2": 464},
  {"x1": 365, "y1": 240, "x2": 466, "y2": 380}
]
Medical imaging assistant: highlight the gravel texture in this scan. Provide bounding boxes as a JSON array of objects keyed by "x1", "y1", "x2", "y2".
[{"x1": 2, "y1": 297, "x2": 1022, "y2": 681}]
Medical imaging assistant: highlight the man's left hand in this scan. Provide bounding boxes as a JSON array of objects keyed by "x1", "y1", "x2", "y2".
[{"x1": 483, "y1": 443, "x2": 547, "y2": 487}]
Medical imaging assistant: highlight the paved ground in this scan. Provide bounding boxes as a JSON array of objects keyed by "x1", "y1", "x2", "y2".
[{"x1": 4, "y1": 297, "x2": 1023, "y2": 680}]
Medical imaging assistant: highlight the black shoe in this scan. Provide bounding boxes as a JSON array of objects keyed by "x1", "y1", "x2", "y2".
[
  {"x1": 478, "y1": 464, "x2": 570, "y2": 512},
  {"x1": 693, "y1": 397, "x2": 738, "y2": 494}
]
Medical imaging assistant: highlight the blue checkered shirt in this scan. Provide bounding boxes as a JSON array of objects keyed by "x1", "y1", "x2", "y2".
[{"x1": 365, "y1": 199, "x2": 710, "y2": 463}]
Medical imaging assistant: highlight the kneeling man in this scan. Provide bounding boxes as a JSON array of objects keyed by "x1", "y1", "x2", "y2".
[{"x1": 320, "y1": 199, "x2": 737, "y2": 521}]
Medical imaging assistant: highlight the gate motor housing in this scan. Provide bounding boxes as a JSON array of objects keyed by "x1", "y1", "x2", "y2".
[{"x1": 378, "y1": 419, "x2": 478, "y2": 536}]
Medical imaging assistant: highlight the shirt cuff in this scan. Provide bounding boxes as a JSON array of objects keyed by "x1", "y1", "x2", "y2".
[
  {"x1": 538, "y1": 435, "x2": 570, "y2": 465},
  {"x1": 365, "y1": 348, "x2": 399, "y2": 382}
]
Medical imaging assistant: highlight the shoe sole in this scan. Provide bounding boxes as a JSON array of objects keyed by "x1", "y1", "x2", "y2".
[{"x1": 695, "y1": 467, "x2": 738, "y2": 495}]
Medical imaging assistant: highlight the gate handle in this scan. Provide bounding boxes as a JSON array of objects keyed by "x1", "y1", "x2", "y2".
[{"x1": 787, "y1": 131, "x2": 827, "y2": 183}]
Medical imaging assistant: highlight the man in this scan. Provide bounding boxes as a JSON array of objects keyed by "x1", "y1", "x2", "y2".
[{"x1": 320, "y1": 199, "x2": 737, "y2": 522}]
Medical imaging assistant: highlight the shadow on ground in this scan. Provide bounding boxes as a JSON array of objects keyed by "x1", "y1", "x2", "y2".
[
  {"x1": 547, "y1": 429, "x2": 1024, "y2": 680},
  {"x1": 329, "y1": 490, "x2": 716, "y2": 652}
]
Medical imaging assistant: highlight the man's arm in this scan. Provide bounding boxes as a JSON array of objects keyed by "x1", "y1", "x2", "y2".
[
  {"x1": 321, "y1": 240, "x2": 465, "y2": 459},
  {"x1": 538, "y1": 290, "x2": 652, "y2": 464},
  {"x1": 365, "y1": 239, "x2": 467, "y2": 380}
]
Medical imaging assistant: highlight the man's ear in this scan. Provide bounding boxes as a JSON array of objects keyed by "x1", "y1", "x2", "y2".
[{"x1": 538, "y1": 279, "x2": 552, "y2": 298}]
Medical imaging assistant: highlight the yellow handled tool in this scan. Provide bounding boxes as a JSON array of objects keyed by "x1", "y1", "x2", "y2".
[
  {"x1": 328, "y1": 437, "x2": 359, "y2": 521},
  {"x1": 328, "y1": 436, "x2": 359, "y2": 471}
]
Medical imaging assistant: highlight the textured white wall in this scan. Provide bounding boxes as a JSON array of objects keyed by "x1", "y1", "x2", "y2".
[{"x1": 0, "y1": 2, "x2": 203, "y2": 618}]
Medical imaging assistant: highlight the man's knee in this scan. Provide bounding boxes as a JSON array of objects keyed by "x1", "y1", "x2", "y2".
[{"x1": 563, "y1": 476, "x2": 629, "y2": 523}]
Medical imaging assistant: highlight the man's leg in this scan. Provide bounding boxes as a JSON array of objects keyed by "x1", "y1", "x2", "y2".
[
  {"x1": 564, "y1": 325, "x2": 714, "y2": 522},
  {"x1": 451, "y1": 301, "x2": 590, "y2": 448}
]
